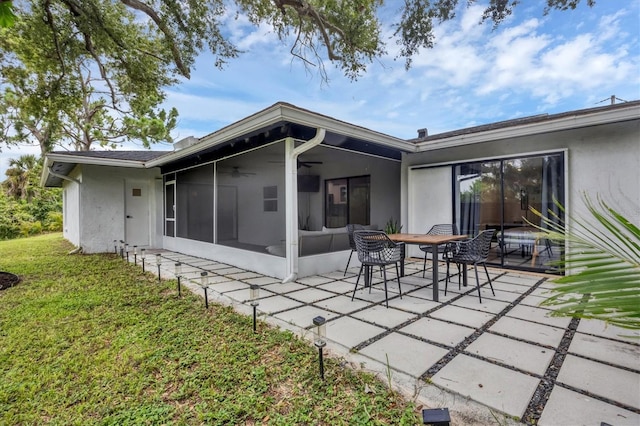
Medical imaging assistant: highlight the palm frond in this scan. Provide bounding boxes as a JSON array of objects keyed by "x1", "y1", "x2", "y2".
[{"x1": 530, "y1": 193, "x2": 640, "y2": 330}]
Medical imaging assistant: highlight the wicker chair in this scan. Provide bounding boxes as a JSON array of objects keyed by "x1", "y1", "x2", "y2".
[
  {"x1": 445, "y1": 229, "x2": 495, "y2": 303},
  {"x1": 344, "y1": 224, "x2": 365, "y2": 276},
  {"x1": 351, "y1": 230, "x2": 403, "y2": 308},
  {"x1": 419, "y1": 224, "x2": 459, "y2": 278}
]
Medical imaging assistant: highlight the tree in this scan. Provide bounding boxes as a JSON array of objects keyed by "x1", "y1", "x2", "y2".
[
  {"x1": 0, "y1": 0, "x2": 596, "y2": 83},
  {"x1": 2, "y1": 153, "x2": 38, "y2": 201},
  {"x1": 531, "y1": 195, "x2": 640, "y2": 330},
  {"x1": 0, "y1": 1, "x2": 178, "y2": 153}
]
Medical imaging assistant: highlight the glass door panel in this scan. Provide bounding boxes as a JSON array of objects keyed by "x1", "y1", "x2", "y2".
[
  {"x1": 455, "y1": 161, "x2": 501, "y2": 237},
  {"x1": 348, "y1": 176, "x2": 370, "y2": 225}
]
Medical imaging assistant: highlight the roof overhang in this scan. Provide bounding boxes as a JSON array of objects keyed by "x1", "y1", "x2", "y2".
[
  {"x1": 414, "y1": 101, "x2": 640, "y2": 152},
  {"x1": 41, "y1": 152, "x2": 161, "y2": 187},
  {"x1": 147, "y1": 102, "x2": 415, "y2": 171}
]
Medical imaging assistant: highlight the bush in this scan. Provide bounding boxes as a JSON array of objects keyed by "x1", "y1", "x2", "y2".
[
  {"x1": 19, "y1": 220, "x2": 42, "y2": 237},
  {"x1": 46, "y1": 211, "x2": 63, "y2": 231}
]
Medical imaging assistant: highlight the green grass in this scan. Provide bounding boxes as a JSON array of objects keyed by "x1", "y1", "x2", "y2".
[{"x1": 0, "y1": 234, "x2": 421, "y2": 425}]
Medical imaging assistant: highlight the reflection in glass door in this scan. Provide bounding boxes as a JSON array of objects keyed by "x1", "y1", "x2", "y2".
[{"x1": 454, "y1": 153, "x2": 564, "y2": 272}]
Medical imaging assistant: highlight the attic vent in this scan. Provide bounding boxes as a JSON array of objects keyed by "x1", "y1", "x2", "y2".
[
  {"x1": 417, "y1": 128, "x2": 428, "y2": 138},
  {"x1": 174, "y1": 136, "x2": 199, "y2": 151}
]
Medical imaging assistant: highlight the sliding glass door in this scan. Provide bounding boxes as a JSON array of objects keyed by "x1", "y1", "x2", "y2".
[{"x1": 454, "y1": 153, "x2": 564, "y2": 272}]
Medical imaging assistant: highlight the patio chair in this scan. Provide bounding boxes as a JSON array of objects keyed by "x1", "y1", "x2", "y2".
[
  {"x1": 445, "y1": 229, "x2": 495, "y2": 303},
  {"x1": 344, "y1": 224, "x2": 365, "y2": 276},
  {"x1": 351, "y1": 230, "x2": 403, "y2": 308},
  {"x1": 419, "y1": 224, "x2": 459, "y2": 278}
]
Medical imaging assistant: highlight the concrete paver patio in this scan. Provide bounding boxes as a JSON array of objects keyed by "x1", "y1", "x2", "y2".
[{"x1": 138, "y1": 251, "x2": 640, "y2": 425}]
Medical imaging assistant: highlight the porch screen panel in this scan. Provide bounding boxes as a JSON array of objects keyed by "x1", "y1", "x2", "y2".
[
  {"x1": 176, "y1": 164, "x2": 214, "y2": 243},
  {"x1": 164, "y1": 182, "x2": 175, "y2": 237}
]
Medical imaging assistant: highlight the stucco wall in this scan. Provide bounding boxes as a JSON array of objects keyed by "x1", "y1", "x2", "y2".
[
  {"x1": 75, "y1": 165, "x2": 162, "y2": 253},
  {"x1": 403, "y1": 120, "x2": 640, "y2": 229},
  {"x1": 62, "y1": 167, "x2": 81, "y2": 247}
]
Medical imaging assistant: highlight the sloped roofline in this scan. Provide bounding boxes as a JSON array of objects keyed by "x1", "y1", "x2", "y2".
[
  {"x1": 412, "y1": 100, "x2": 640, "y2": 151},
  {"x1": 145, "y1": 102, "x2": 414, "y2": 168}
]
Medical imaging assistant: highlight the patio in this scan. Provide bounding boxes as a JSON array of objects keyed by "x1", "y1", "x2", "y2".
[{"x1": 137, "y1": 251, "x2": 640, "y2": 425}]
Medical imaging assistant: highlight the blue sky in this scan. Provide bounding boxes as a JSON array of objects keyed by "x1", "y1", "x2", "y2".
[{"x1": 1, "y1": 0, "x2": 639, "y2": 177}]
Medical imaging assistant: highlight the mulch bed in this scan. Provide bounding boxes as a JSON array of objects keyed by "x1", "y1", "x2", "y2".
[{"x1": 0, "y1": 271, "x2": 20, "y2": 290}]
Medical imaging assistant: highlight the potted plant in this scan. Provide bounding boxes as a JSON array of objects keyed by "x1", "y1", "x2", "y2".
[{"x1": 384, "y1": 218, "x2": 402, "y2": 234}]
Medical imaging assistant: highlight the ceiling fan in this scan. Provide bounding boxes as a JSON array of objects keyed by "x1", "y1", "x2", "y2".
[
  {"x1": 221, "y1": 166, "x2": 256, "y2": 178},
  {"x1": 268, "y1": 160, "x2": 323, "y2": 169},
  {"x1": 297, "y1": 160, "x2": 323, "y2": 169}
]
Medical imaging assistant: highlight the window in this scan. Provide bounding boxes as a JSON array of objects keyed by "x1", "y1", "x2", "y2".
[
  {"x1": 325, "y1": 176, "x2": 370, "y2": 227},
  {"x1": 263, "y1": 186, "x2": 278, "y2": 212}
]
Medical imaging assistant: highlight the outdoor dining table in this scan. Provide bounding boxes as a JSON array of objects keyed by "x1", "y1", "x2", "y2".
[{"x1": 387, "y1": 233, "x2": 468, "y2": 302}]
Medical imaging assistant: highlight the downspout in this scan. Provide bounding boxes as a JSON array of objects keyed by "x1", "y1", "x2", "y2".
[
  {"x1": 282, "y1": 128, "x2": 326, "y2": 283},
  {"x1": 47, "y1": 166, "x2": 82, "y2": 185}
]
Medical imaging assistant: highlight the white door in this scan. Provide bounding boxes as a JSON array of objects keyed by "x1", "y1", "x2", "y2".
[{"x1": 125, "y1": 180, "x2": 150, "y2": 246}]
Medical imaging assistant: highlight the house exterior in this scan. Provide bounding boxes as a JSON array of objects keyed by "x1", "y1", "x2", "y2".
[{"x1": 42, "y1": 101, "x2": 640, "y2": 280}]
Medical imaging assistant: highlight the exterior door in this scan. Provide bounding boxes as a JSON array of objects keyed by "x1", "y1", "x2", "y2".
[{"x1": 125, "y1": 180, "x2": 150, "y2": 246}]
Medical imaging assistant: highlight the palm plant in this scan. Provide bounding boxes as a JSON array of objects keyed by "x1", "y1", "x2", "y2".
[
  {"x1": 530, "y1": 194, "x2": 640, "y2": 330},
  {"x1": 2, "y1": 154, "x2": 39, "y2": 201}
]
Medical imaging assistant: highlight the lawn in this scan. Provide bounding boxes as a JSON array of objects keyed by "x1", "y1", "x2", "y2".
[{"x1": 0, "y1": 234, "x2": 421, "y2": 425}]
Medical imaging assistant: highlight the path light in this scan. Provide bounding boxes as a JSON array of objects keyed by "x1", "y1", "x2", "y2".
[
  {"x1": 200, "y1": 272, "x2": 209, "y2": 308},
  {"x1": 249, "y1": 284, "x2": 260, "y2": 332},
  {"x1": 140, "y1": 249, "x2": 146, "y2": 272},
  {"x1": 125, "y1": 243, "x2": 129, "y2": 262},
  {"x1": 113, "y1": 240, "x2": 118, "y2": 254},
  {"x1": 119, "y1": 240, "x2": 125, "y2": 258},
  {"x1": 422, "y1": 408, "x2": 450, "y2": 426},
  {"x1": 133, "y1": 245, "x2": 138, "y2": 264},
  {"x1": 156, "y1": 254, "x2": 162, "y2": 283},
  {"x1": 312, "y1": 316, "x2": 327, "y2": 380},
  {"x1": 175, "y1": 262, "x2": 182, "y2": 297}
]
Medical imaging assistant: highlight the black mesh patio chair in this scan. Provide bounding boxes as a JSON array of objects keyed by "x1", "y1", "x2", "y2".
[
  {"x1": 445, "y1": 229, "x2": 495, "y2": 303},
  {"x1": 344, "y1": 224, "x2": 365, "y2": 276},
  {"x1": 419, "y1": 224, "x2": 459, "y2": 278},
  {"x1": 351, "y1": 230, "x2": 403, "y2": 308}
]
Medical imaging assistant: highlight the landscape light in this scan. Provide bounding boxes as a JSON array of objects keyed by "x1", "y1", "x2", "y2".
[
  {"x1": 312, "y1": 316, "x2": 327, "y2": 380},
  {"x1": 140, "y1": 248, "x2": 146, "y2": 272},
  {"x1": 119, "y1": 240, "x2": 125, "y2": 258},
  {"x1": 422, "y1": 408, "x2": 450, "y2": 426},
  {"x1": 133, "y1": 245, "x2": 138, "y2": 264},
  {"x1": 156, "y1": 254, "x2": 162, "y2": 282},
  {"x1": 124, "y1": 243, "x2": 129, "y2": 262},
  {"x1": 200, "y1": 272, "x2": 209, "y2": 308},
  {"x1": 113, "y1": 240, "x2": 118, "y2": 254},
  {"x1": 175, "y1": 262, "x2": 182, "y2": 297},
  {"x1": 250, "y1": 284, "x2": 260, "y2": 332}
]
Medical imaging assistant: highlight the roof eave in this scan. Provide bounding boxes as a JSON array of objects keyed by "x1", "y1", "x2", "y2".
[
  {"x1": 414, "y1": 103, "x2": 640, "y2": 151},
  {"x1": 146, "y1": 103, "x2": 415, "y2": 168}
]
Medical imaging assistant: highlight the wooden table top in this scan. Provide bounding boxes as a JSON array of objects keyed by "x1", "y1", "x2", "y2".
[{"x1": 386, "y1": 233, "x2": 468, "y2": 245}]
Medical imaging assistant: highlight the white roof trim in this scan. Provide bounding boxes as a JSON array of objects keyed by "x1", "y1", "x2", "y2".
[
  {"x1": 414, "y1": 103, "x2": 640, "y2": 151},
  {"x1": 44, "y1": 153, "x2": 149, "y2": 168}
]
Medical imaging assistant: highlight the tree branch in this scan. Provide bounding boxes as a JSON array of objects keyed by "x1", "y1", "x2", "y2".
[{"x1": 119, "y1": 0, "x2": 190, "y2": 78}]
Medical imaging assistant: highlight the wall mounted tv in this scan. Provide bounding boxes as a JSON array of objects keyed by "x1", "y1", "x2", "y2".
[{"x1": 298, "y1": 175, "x2": 320, "y2": 192}]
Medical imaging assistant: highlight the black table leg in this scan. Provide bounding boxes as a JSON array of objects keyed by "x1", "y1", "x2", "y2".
[{"x1": 431, "y1": 244, "x2": 439, "y2": 302}]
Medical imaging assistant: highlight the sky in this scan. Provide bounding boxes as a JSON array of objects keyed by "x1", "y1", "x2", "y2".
[{"x1": 1, "y1": 0, "x2": 639, "y2": 177}]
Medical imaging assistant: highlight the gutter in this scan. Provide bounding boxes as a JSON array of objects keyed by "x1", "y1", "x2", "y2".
[{"x1": 47, "y1": 166, "x2": 81, "y2": 185}]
